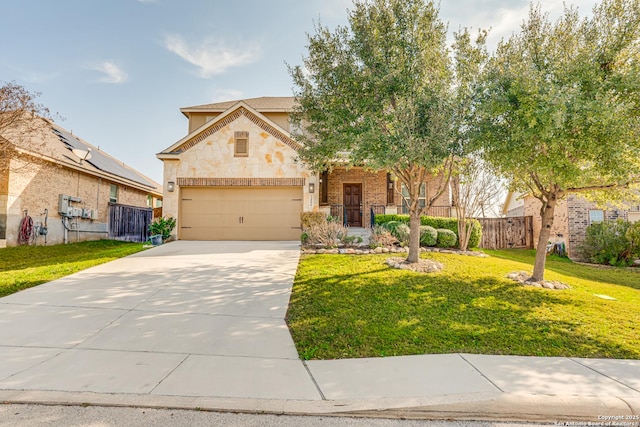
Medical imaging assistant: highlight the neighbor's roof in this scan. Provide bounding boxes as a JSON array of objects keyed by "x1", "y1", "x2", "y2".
[
  {"x1": 180, "y1": 96, "x2": 295, "y2": 115},
  {"x1": 1, "y1": 115, "x2": 162, "y2": 195}
]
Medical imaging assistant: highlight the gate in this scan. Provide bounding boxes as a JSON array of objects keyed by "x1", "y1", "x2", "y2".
[
  {"x1": 108, "y1": 203, "x2": 153, "y2": 243},
  {"x1": 477, "y1": 216, "x2": 533, "y2": 249}
]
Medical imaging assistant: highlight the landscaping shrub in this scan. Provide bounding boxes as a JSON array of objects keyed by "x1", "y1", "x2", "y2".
[
  {"x1": 148, "y1": 216, "x2": 176, "y2": 242},
  {"x1": 300, "y1": 212, "x2": 326, "y2": 230},
  {"x1": 369, "y1": 225, "x2": 397, "y2": 247},
  {"x1": 374, "y1": 214, "x2": 410, "y2": 225},
  {"x1": 419, "y1": 225, "x2": 438, "y2": 247},
  {"x1": 303, "y1": 219, "x2": 347, "y2": 247},
  {"x1": 375, "y1": 214, "x2": 481, "y2": 248},
  {"x1": 381, "y1": 220, "x2": 402, "y2": 235},
  {"x1": 436, "y1": 228, "x2": 457, "y2": 248},
  {"x1": 393, "y1": 223, "x2": 411, "y2": 246},
  {"x1": 579, "y1": 220, "x2": 640, "y2": 266}
]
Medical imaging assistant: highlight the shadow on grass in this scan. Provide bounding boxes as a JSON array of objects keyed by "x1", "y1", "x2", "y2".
[
  {"x1": 0, "y1": 240, "x2": 144, "y2": 272},
  {"x1": 485, "y1": 249, "x2": 640, "y2": 291},
  {"x1": 287, "y1": 254, "x2": 640, "y2": 360}
]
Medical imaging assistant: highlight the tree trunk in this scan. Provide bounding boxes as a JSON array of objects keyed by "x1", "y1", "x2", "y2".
[
  {"x1": 456, "y1": 208, "x2": 470, "y2": 252},
  {"x1": 406, "y1": 209, "x2": 421, "y2": 263},
  {"x1": 531, "y1": 197, "x2": 557, "y2": 282}
]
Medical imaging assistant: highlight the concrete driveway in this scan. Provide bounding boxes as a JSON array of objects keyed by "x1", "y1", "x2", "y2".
[
  {"x1": 0, "y1": 241, "x2": 321, "y2": 400},
  {"x1": 2, "y1": 240, "x2": 639, "y2": 421}
]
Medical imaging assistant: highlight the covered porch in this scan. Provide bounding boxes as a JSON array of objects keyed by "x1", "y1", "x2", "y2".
[{"x1": 317, "y1": 167, "x2": 452, "y2": 228}]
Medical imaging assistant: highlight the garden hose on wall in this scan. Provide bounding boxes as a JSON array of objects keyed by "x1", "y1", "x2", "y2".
[{"x1": 18, "y1": 211, "x2": 34, "y2": 245}]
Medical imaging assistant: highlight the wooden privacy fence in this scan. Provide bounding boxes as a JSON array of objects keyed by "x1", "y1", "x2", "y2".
[
  {"x1": 477, "y1": 216, "x2": 534, "y2": 249},
  {"x1": 109, "y1": 203, "x2": 153, "y2": 243}
]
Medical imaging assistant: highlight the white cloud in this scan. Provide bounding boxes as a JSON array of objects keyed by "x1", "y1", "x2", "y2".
[
  {"x1": 90, "y1": 61, "x2": 128, "y2": 84},
  {"x1": 164, "y1": 35, "x2": 262, "y2": 78}
]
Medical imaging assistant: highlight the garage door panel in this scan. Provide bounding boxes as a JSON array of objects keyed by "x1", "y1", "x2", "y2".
[{"x1": 179, "y1": 187, "x2": 302, "y2": 241}]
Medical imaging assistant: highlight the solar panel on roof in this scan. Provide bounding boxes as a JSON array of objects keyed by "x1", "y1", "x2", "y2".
[{"x1": 53, "y1": 128, "x2": 156, "y2": 189}]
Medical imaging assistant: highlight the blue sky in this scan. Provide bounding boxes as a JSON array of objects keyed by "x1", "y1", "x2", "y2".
[{"x1": 0, "y1": 0, "x2": 597, "y2": 184}]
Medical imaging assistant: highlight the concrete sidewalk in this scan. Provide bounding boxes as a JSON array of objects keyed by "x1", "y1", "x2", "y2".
[{"x1": 0, "y1": 241, "x2": 639, "y2": 422}]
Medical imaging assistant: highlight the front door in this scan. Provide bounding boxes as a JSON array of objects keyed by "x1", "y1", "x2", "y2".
[{"x1": 344, "y1": 183, "x2": 362, "y2": 227}]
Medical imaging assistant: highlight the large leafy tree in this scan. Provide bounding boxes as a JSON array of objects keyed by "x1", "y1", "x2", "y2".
[
  {"x1": 290, "y1": 0, "x2": 483, "y2": 263},
  {"x1": 473, "y1": 0, "x2": 640, "y2": 281}
]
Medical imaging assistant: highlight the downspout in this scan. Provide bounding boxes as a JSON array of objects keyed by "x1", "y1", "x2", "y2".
[
  {"x1": 97, "y1": 178, "x2": 100, "y2": 220},
  {"x1": 62, "y1": 216, "x2": 68, "y2": 244}
]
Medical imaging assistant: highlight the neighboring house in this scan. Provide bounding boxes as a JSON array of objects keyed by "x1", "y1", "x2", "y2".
[
  {"x1": 502, "y1": 191, "x2": 525, "y2": 217},
  {"x1": 0, "y1": 116, "x2": 162, "y2": 247},
  {"x1": 504, "y1": 191, "x2": 640, "y2": 258},
  {"x1": 157, "y1": 96, "x2": 451, "y2": 241}
]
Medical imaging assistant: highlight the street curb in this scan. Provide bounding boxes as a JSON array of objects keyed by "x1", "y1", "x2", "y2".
[{"x1": 1, "y1": 390, "x2": 638, "y2": 422}]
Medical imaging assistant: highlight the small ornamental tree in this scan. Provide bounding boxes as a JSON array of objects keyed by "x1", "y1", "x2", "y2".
[
  {"x1": 0, "y1": 81, "x2": 54, "y2": 169},
  {"x1": 290, "y1": 0, "x2": 486, "y2": 263},
  {"x1": 473, "y1": 0, "x2": 640, "y2": 281}
]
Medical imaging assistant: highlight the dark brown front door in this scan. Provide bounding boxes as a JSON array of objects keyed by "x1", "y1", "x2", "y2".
[{"x1": 344, "y1": 183, "x2": 362, "y2": 227}]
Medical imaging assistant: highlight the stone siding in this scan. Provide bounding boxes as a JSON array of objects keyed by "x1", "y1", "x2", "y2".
[{"x1": 162, "y1": 114, "x2": 315, "y2": 239}]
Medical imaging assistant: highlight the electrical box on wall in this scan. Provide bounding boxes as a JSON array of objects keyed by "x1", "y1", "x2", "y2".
[
  {"x1": 90, "y1": 210, "x2": 98, "y2": 220},
  {"x1": 58, "y1": 194, "x2": 84, "y2": 217},
  {"x1": 81, "y1": 209, "x2": 91, "y2": 219},
  {"x1": 58, "y1": 194, "x2": 70, "y2": 215}
]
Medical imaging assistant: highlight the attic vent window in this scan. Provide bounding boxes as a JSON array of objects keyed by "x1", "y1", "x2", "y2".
[{"x1": 234, "y1": 131, "x2": 249, "y2": 157}]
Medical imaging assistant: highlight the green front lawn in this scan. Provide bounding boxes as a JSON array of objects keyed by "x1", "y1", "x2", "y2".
[
  {"x1": 0, "y1": 240, "x2": 146, "y2": 298},
  {"x1": 287, "y1": 250, "x2": 640, "y2": 360}
]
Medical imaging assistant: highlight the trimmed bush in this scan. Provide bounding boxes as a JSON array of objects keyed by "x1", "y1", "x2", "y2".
[
  {"x1": 419, "y1": 225, "x2": 438, "y2": 247},
  {"x1": 375, "y1": 214, "x2": 410, "y2": 225},
  {"x1": 375, "y1": 214, "x2": 482, "y2": 248},
  {"x1": 436, "y1": 228, "x2": 457, "y2": 248}
]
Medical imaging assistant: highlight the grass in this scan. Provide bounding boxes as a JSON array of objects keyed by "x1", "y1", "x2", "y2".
[
  {"x1": 286, "y1": 249, "x2": 640, "y2": 360},
  {"x1": 0, "y1": 240, "x2": 147, "y2": 298}
]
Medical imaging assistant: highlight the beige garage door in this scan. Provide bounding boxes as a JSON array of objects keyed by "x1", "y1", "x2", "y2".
[{"x1": 179, "y1": 187, "x2": 303, "y2": 240}]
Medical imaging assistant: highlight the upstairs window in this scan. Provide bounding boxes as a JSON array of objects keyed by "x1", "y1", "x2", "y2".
[
  {"x1": 234, "y1": 131, "x2": 249, "y2": 157},
  {"x1": 146, "y1": 195, "x2": 153, "y2": 207},
  {"x1": 110, "y1": 184, "x2": 118, "y2": 203}
]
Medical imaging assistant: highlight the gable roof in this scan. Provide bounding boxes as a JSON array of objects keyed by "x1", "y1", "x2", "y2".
[
  {"x1": 158, "y1": 100, "x2": 301, "y2": 157},
  {"x1": 180, "y1": 96, "x2": 295, "y2": 115},
  {"x1": 2, "y1": 116, "x2": 161, "y2": 195},
  {"x1": 502, "y1": 191, "x2": 525, "y2": 215}
]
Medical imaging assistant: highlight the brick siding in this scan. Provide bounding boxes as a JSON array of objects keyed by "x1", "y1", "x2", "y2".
[
  {"x1": 325, "y1": 167, "x2": 450, "y2": 227},
  {"x1": 525, "y1": 193, "x2": 639, "y2": 259},
  {"x1": 2, "y1": 155, "x2": 154, "y2": 246}
]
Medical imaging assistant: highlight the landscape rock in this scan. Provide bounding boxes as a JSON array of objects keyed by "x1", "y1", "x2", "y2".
[
  {"x1": 507, "y1": 271, "x2": 570, "y2": 290},
  {"x1": 301, "y1": 244, "x2": 490, "y2": 258},
  {"x1": 385, "y1": 257, "x2": 444, "y2": 273}
]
